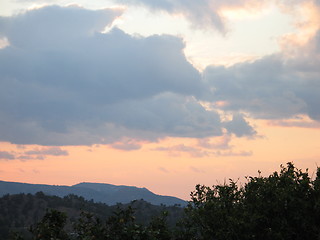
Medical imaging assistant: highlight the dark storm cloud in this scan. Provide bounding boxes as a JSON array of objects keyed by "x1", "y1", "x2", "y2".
[{"x1": 0, "y1": 5, "x2": 255, "y2": 146}]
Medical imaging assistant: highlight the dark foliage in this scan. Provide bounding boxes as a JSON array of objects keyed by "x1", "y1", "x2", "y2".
[
  {"x1": 2, "y1": 162, "x2": 320, "y2": 240},
  {"x1": 29, "y1": 209, "x2": 69, "y2": 240},
  {"x1": 181, "y1": 162, "x2": 320, "y2": 240},
  {"x1": 0, "y1": 191, "x2": 183, "y2": 239}
]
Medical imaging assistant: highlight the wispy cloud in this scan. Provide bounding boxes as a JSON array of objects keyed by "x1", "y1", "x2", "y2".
[
  {"x1": 268, "y1": 117, "x2": 320, "y2": 128},
  {"x1": 0, "y1": 151, "x2": 15, "y2": 160},
  {"x1": 0, "y1": 146, "x2": 68, "y2": 161},
  {"x1": 24, "y1": 147, "x2": 68, "y2": 156},
  {"x1": 214, "y1": 150, "x2": 253, "y2": 157},
  {"x1": 190, "y1": 166, "x2": 206, "y2": 174},
  {"x1": 158, "y1": 167, "x2": 170, "y2": 173},
  {"x1": 153, "y1": 144, "x2": 211, "y2": 158},
  {"x1": 111, "y1": 139, "x2": 142, "y2": 151},
  {"x1": 153, "y1": 142, "x2": 252, "y2": 158},
  {"x1": 198, "y1": 135, "x2": 233, "y2": 150}
]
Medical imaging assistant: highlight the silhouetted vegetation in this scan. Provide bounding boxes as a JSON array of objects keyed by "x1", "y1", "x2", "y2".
[
  {"x1": 179, "y1": 162, "x2": 320, "y2": 239},
  {"x1": 2, "y1": 163, "x2": 320, "y2": 239},
  {"x1": 0, "y1": 191, "x2": 183, "y2": 239}
]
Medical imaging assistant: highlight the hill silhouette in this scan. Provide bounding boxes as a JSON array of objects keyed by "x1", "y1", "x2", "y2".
[{"x1": 0, "y1": 180, "x2": 186, "y2": 206}]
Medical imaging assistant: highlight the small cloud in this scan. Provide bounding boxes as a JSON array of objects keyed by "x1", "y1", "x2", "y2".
[
  {"x1": 17, "y1": 155, "x2": 45, "y2": 161},
  {"x1": 198, "y1": 135, "x2": 233, "y2": 150},
  {"x1": 110, "y1": 139, "x2": 142, "y2": 151},
  {"x1": 16, "y1": 145, "x2": 26, "y2": 149},
  {"x1": 224, "y1": 114, "x2": 257, "y2": 137},
  {"x1": 153, "y1": 140, "x2": 253, "y2": 158},
  {"x1": 0, "y1": 37, "x2": 9, "y2": 49},
  {"x1": 0, "y1": 151, "x2": 15, "y2": 160},
  {"x1": 214, "y1": 150, "x2": 253, "y2": 157},
  {"x1": 153, "y1": 144, "x2": 210, "y2": 158},
  {"x1": 158, "y1": 167, "x2": 170, "y2": 173},
  {"x1": 25, "y1": 147, "x2": 69, "y2": 156},
  {"x1": 190, "y1": 166, "x2": 206, "y2": 174},
  {"x1": 17, "y1": 155, "x2": 34, "y2": 160},
  {"x1": 154, "y1": 146, "x2": 181, "y2": 157},
  {"x1": 268, "y1": 119, "x2": 320, "y2": 128},
  {"x1": 36, "y1": 155, "x2": 45, "y2": 160}
]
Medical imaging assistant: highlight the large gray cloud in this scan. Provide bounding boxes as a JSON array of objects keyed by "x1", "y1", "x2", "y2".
[
  {"x1": 115, "y1": 0, "x2": 282, "y2": 33},
  {"x1": 117, "y1": 0, "x2": 226, "y2": 32},
  {"x1": 0, "y1": 5, "x2": 122, "y2": 49},
  {"x1": 0, "y1": 5, "x2": 255, "y2": 146},
  {"x1": 115, "y1": 0, "x2": 320, "y2": 38},
  {"x1": 204, "y1": 31, "x2": 320, "y2": 121}
]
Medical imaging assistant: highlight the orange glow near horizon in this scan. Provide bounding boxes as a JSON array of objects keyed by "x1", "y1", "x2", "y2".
[{"x1": 1, "y1": 117, "x2": 319, "y2": 200}]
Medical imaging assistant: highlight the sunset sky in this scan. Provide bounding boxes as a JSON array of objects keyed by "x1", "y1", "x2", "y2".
[{"x1": 0, "y1": 0, "x2": 319, "y2": 200}]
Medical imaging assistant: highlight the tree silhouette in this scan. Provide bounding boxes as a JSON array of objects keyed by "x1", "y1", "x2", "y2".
[
  {"x1": 29, "y1": 209, "x2": 69, "y2": 240},
  {"x1": 181, "y1": 162, "x2": 320, "y2": 240}
]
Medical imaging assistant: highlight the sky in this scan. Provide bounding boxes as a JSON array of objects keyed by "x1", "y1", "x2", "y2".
[{"x1": 0, "y1": 0, "x2": 319, "y2": 200}]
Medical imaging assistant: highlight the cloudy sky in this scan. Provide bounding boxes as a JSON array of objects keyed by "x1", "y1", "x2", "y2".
[{"x1": 0, "y1": 0, "x2": 319, "y2": 199}]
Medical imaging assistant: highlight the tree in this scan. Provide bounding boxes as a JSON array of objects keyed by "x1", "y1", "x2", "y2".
[
  {"x1": 29, "y1": 209, "x2": 69, "y2": 240},
  {"x1": 104, "y1": 206, "x2": 148, "y2": 240},
  {"x1": 73, "y1": 207, "x2": 174, "y2": 240},
  {"x1": 73, "y1": 211, "x2": 107, "y2": 240},
  {"x1": 183, "y1": 181, "x2": 244, "y2": 240},
  {"x1": 242, "y1": 162, "x2": 320, "y2": 239},
  {"x1": 182, "y1": 162, "x2": 320, "y2": 240},
  {"x1": 146, "y1": 211, "x2": 171, "y2": 240}
]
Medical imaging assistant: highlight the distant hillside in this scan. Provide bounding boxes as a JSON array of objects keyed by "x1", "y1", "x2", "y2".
[
  {"x1": 0, "y1": 192, "x2": 185, "y2": 239},
  {"x1": 0, "y1": 180, "x2": 187, "y2": 206}
]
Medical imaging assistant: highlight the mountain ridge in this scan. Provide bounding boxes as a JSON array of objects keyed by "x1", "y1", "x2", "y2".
[{"x1": 0, "y1": 180, "x2": 187, "y2": 206}]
